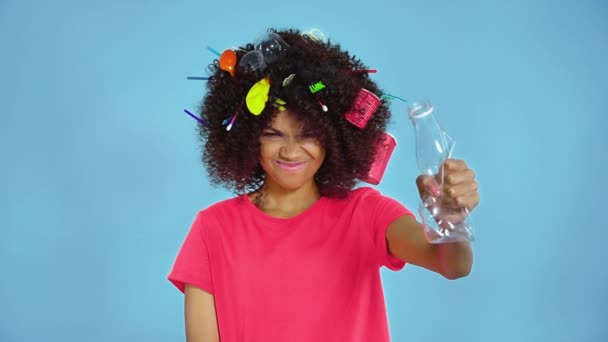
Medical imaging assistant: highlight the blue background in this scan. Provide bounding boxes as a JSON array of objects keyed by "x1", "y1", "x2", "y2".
[{"x1": 1, "y1": 0, "x2": 606, "y2": 341}]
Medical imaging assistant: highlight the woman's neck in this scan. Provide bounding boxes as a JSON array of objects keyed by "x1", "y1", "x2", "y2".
[{"x1": 250, "y1": 180, "x2": 321, "y2": 218}]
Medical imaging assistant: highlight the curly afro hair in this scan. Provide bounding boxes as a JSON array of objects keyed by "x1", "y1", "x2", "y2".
[{"x1": 196, "y1": 28, "x2": 395, "y2": 199}]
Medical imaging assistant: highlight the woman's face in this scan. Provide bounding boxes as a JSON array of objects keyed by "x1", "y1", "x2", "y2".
[{"x1": 259, "y1": 110, "x2": 326, "y2": 191}]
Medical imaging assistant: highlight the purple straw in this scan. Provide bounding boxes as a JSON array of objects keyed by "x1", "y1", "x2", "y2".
[{"x1": 183, "y1": 109, "x2": 209, "y2": 127}]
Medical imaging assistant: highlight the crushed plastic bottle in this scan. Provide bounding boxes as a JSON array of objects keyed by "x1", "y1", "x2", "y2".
[{"x1": 408, "y1": 100, "x2": 474, "y2": 243}]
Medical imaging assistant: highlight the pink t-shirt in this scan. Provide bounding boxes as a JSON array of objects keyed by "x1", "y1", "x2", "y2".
[{"x1": 168, "y1": 186, "x2": 415, "y2": 341}]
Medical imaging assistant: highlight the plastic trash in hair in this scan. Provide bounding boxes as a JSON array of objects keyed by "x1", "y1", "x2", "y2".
[
  {"x1": 300, "y1": 28, "x2": 327, "y2": 43},
  {"x1": 219, "y1": 49, "x2": 237, "y2": 77},
  {"x1": 255, "y1": 32, "x2": 289, "y2": 64},
  {"x1": 359, "y1": 132, "x2": 396, "y2": 185},
  {"x1": 239, "y1": 50, "x2": 267, "y2": 74},
  {"x1": 245, "y1": 77, "x2": 271, "y2": 115},
  {"x1": 408, "y1": 100, "x2": 474, "y2": 243},
  {"x1": 344, "y1": 89, "x2": 381, "y2": 129}
]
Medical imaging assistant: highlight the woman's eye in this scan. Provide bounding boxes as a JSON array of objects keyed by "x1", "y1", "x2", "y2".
[
  {"x1": 300, "y1": 132, "x2": 317, "y2": 139},
  {"x1": 262, "y1": 132, "x2": 280, "y2": 137}
]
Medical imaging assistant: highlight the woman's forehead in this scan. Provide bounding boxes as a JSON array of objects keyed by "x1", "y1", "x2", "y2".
[{"x1": 267, "y1": 110, "x2": 305, "y2": 130}]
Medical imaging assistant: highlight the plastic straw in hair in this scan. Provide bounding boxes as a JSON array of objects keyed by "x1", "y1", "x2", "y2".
[{"x1": 183, "y1": 109, "x2": 209, "y2": 127}]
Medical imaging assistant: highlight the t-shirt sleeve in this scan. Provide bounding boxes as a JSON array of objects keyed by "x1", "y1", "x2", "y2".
[
  {"x1": 167, "y1": 212, "x2": 214, "y2": 295},
  {"x1": 364, "y1": 188, "x2": 416, "y2": 271}
]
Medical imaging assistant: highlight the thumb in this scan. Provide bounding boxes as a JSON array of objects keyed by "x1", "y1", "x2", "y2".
[{"x1": 416, "y1": 175, "x2": 441, "y2": 197}]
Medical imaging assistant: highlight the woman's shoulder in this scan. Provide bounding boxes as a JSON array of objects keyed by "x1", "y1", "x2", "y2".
[
  {"x1": 338, "y1": 186, "x2": 405, "y2": 208},
  {"x1": 344, "y1": 186, "x2": 383, "y2": 200},
  {"x1": 322, "y1": 186, "x2": 385, "y2": 209},
  {"x1": 195, "y1": 193, "x2": 249, "y2": 218}
]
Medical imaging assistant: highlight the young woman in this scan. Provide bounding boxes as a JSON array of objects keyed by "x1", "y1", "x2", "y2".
[{"x1": 168, "y1": 29, "x2": 480, "y2": 342}]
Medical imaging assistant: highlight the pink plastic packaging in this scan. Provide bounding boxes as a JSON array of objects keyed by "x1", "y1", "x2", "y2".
[{"x1": 360, "y1": 132, "x2": 396, "y2": 185}]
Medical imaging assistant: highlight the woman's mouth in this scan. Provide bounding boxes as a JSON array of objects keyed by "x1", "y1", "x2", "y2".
[{"x1": 276, "y1": 160, "x2": 307, "y2": 172}]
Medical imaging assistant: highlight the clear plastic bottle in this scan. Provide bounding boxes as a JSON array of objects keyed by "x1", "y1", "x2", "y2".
[{"x1": 407, "y1": 100, "x2": 474, "y2": 243}]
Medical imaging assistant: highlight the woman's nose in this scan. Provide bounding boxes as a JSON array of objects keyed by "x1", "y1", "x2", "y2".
[{"x1": 280, "y1": 138, "x2": 301, "y2": 158}]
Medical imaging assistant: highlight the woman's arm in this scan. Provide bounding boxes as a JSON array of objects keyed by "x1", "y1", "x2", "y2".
[
  {"x1": 184, "y1": 284, "x2": 220, "y2": 342},
  {"x1": 386, "y1": 159, "x2": 478, "y2": 279},
  {"x1": 386, "y1": 215, "x2": 472, "y2": 279}
]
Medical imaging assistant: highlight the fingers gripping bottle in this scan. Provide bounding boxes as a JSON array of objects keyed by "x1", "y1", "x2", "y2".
[{"x1": 407, "y1": 101, "x2": 474, "y2": 243}]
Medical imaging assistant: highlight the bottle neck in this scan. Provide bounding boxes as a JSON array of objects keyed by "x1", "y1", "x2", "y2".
[{"x1": 410, "y1": 110, "x2": 439, "y2": 128}]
